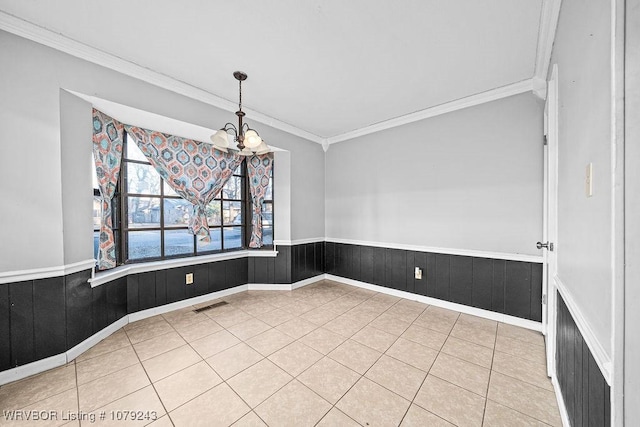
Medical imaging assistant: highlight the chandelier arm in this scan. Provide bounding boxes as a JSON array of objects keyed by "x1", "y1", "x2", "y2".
[{"x1": 222, "y1": 123, "x2": 238, "y2": 136}]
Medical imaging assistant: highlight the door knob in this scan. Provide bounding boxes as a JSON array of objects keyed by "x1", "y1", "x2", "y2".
[{"x1": 536, "y1": 241, "x2": 554, "y2": 251}]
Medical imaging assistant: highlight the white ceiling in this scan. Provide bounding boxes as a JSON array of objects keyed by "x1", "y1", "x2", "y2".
[{"x1": 0, "y1": 0, "x2": 545, "y2": 141}]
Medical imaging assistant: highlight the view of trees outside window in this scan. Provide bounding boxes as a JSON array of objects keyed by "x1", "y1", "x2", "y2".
[{"x1": 93, "y1": 132, "x2": 272, "y2": 265}]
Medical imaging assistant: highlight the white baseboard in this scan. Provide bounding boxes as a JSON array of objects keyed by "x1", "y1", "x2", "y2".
[
  {"x1": 554, "y1": 275, "x2": 612, "y2": 384},
  {"x1": 552, "y1": 374, "x2": 571, "y2": 427},
  {"x1": 248, "y1": 274, "x2": 325, "y2": 291},
  {"x1": 325, "y1": 274, "x2": 542, "y2": 332},
  {"x1": 0, "y1": 354, "x2": 67, "y2": 387},
  {"x1": 66, "y1": 317, "x2": 129, "y2": 362},
  {"x1": 292, "y1": 275, "x2": 326, "y2": 289},
  {"x1": 128, "y1": 285, "x2": 249, "y2": 323},
  {"x1": 248, "y1": 284, "x2": 293, "y2": 291}
]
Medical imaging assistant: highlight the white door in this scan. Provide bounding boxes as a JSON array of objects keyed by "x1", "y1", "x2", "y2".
[{"x1": 542, "y1": 64, "x2": 559, "y2": 378}]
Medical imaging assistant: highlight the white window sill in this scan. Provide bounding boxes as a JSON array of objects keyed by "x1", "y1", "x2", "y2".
[{"x1": 89, "y1": 249, "x2": 278, "y2": 288}]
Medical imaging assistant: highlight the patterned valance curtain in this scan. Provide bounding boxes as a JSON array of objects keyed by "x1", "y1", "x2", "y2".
[
  {"x1": 124, "y1": 125, "x2": 242, "y2": 242},
  {"x1": 92, "y1": 109, "x2": 124, "y2": 270},
  {"x1": 247, "y1": 153, "x2": 274, "y2": 248}
]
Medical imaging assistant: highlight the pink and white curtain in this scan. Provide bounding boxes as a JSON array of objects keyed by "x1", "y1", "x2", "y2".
[
  {"x1": 247, "y1": 153, "x2": 274, "y2": 248},
  {"x1": 92, "y1": 109, "x2": 124, "y2": 270},
  {"x1": 124, "y1": 125, "x2": 242, "y2": 242}
]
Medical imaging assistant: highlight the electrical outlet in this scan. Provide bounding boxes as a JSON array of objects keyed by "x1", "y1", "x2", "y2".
[
  {"x1": 185, "y1": 273, "x2": 193, "y2": 285},
  {"x1": 414, "y1": 267, "x2": 422, "y2": 280}
]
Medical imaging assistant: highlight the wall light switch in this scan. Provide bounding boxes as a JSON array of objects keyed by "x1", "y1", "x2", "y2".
[
  {"x1": 185, "y1": 273, "x2": 194, "y2": 285},
  {"x1": 414, "y1": 267, "x2": 422, "y2": 280},
  {"x1": 586, "y1": 163, "x2": 593, "y2": 197}
]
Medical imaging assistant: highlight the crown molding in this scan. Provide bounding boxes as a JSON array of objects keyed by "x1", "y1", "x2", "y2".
[
  {"x1": 0, "y1": 11, "x2": 324, "y2": 145},
  {"x1": 326, "y1": 79, "x2": 535, "y2": 144},
  {"x1": 532, "y1": 77, "x2": 548, "y2": 99},
  {"x1": 1, "y1": 10, "x2": 553, "y2": 147},
  {"x1": 534, "y1": 0, "x2": 562, "y2": 82}
]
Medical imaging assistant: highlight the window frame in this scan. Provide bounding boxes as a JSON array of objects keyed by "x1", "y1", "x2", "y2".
[{"x1": 94, "y1": 132, "x2": 278, "y2": 267}]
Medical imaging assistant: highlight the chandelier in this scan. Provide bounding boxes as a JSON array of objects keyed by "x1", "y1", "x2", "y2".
[{"x1": 210, "y1": 71, "x2": 270, "y2": 155}]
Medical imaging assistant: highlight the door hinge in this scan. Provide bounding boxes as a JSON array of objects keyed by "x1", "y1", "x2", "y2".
[
  {"x1": 542, "y1": 294, "x2": 547, "y2": 305},
  {"x1": 543, "y1": 134, "x2": 548, "y2": 146}
]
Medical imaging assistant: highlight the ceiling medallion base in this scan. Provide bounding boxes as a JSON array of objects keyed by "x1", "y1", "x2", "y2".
[{"x1": 233, "y1": 71, "x2": 248, "y2": 81}]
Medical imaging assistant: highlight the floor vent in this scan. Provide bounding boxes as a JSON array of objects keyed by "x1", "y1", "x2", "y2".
[{"x1": 193, "y1": 301, "x2": 228, "y2": 313}]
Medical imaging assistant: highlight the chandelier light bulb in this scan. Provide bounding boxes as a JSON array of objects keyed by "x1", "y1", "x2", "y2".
[
  {"x1": 210, "y1": 129, "x2": 230, "y2": 152},
  {"x1": 243, "y1": 130, "x2": 262, "y2": 149}
]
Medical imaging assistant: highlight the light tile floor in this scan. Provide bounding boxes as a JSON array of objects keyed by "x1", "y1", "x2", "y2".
[{"x1": 0, "y1": 280, "x2": 562, "y2": 426}]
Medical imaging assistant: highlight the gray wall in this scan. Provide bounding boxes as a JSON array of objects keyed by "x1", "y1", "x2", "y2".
[
  {"x1": 0, "y1": 30, "x2": 325, "y2": 273},
  {"x1": 550, "y1": 0, "x2": 613, "y2": 358},
  {"x1": 625, "y1": 0, "x2": 640, "y2": 423},
  {"x1": 325, "y1": 93, "x2": 544, "y2": 256},
  {"x1": 60, "y1": 91, "x2": 93, "y2": 265}
]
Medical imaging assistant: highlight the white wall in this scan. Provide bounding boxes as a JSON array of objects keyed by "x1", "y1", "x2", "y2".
[
  {"x1": 0, "y1": 30, "x2": 325, "y2": 273},
  {"x1": 550, "y1": 0, "x2": 613, "y2": 358},
  {"x1": 625, "y1": 0, "x2": 640, "y2": 422},
  {"x1": 325, "y1": 93, "x2": 544, "y2": 256}
]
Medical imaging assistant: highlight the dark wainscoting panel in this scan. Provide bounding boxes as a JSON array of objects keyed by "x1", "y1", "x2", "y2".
[
  {"x1": 324, "y1": 242, "x2": 543, "y2": 322},
  {"x1": 0, "y1": 283, "x2": 11, "y2": 371},
  {"x1": 0, "y1": 269, "x2": 127, "y2": 371},
  {"x1": 9, "y1": 280, "x2": 36, "y2": 367},
  {"x1": 65, "y1": 270, "x2": 94, "y2": 348},
  {"x1": 248, "y1": 243, "x2": 324, "y2": 285},
  {"x1": 557, "y1": 292, "x2": 610, "y2": 426},
  {"x1": 33, "y1": 277, "x2": 66, "y2": 361},
  {"x1": 127, "y1": 257, "x2": 248, "y2": 313},
  {"x1": 2, "y1": 254, "x2": 255, "y2": 373}
]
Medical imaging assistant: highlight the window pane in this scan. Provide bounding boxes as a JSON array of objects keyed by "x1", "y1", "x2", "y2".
[
  {"x1": 197, "y1": 228, "x2": 222, "y2": 252},
  {"x1": 128, "y1": 197, "x2": 161, "y2": 228},
  {"x1": 261, "y1": 202, "x2": 273, "y2": 226},
  {"x1": 127, "y1": 162, "x2": 161, "y2": 195},
  {"x1": 223, "y1": 227, "x2": 243, "y2": 249},
  {"x1": 164, "y1": 198, "x2": 191, "y2": 227},
  {"x1": 92, "y1": 156, "x2": 100, "y2": 190},
  {"x1": 93, "y1": 231, "x2": 99, "y2": 261},
  {"x1": 163, "y1": 181, "x2": 178, "y2": 197},
  {"x1": 233, "y1": 164, "x2": 243, "y2": 176},
  {"x1": 125, "y1": 137, "x2": 148, "y2": 162},
  {"x1": 224, "y1": 201, "x2": 242, "y2": 225},
  {"x1": 164, "y1": 229, "x2": 194, "y2": 257},
  {"x1": 206, "y1": 200, "x2": 222, "y2": 226},
  {"x1": 222, "y1": 176, "x2": 242, "y2": 200},
  {"x1": 93, "y1": 196, "x2": 102, "y2": 231},
  {"x1": 262, "y1": 225, "x2": 273, "y2": 246},
  {"x1": 128, "y1": 230, "x2": 161, "y2": 260},
  {"x1": 265, "y1": 176, "x2": 273, "y2": 200}
]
